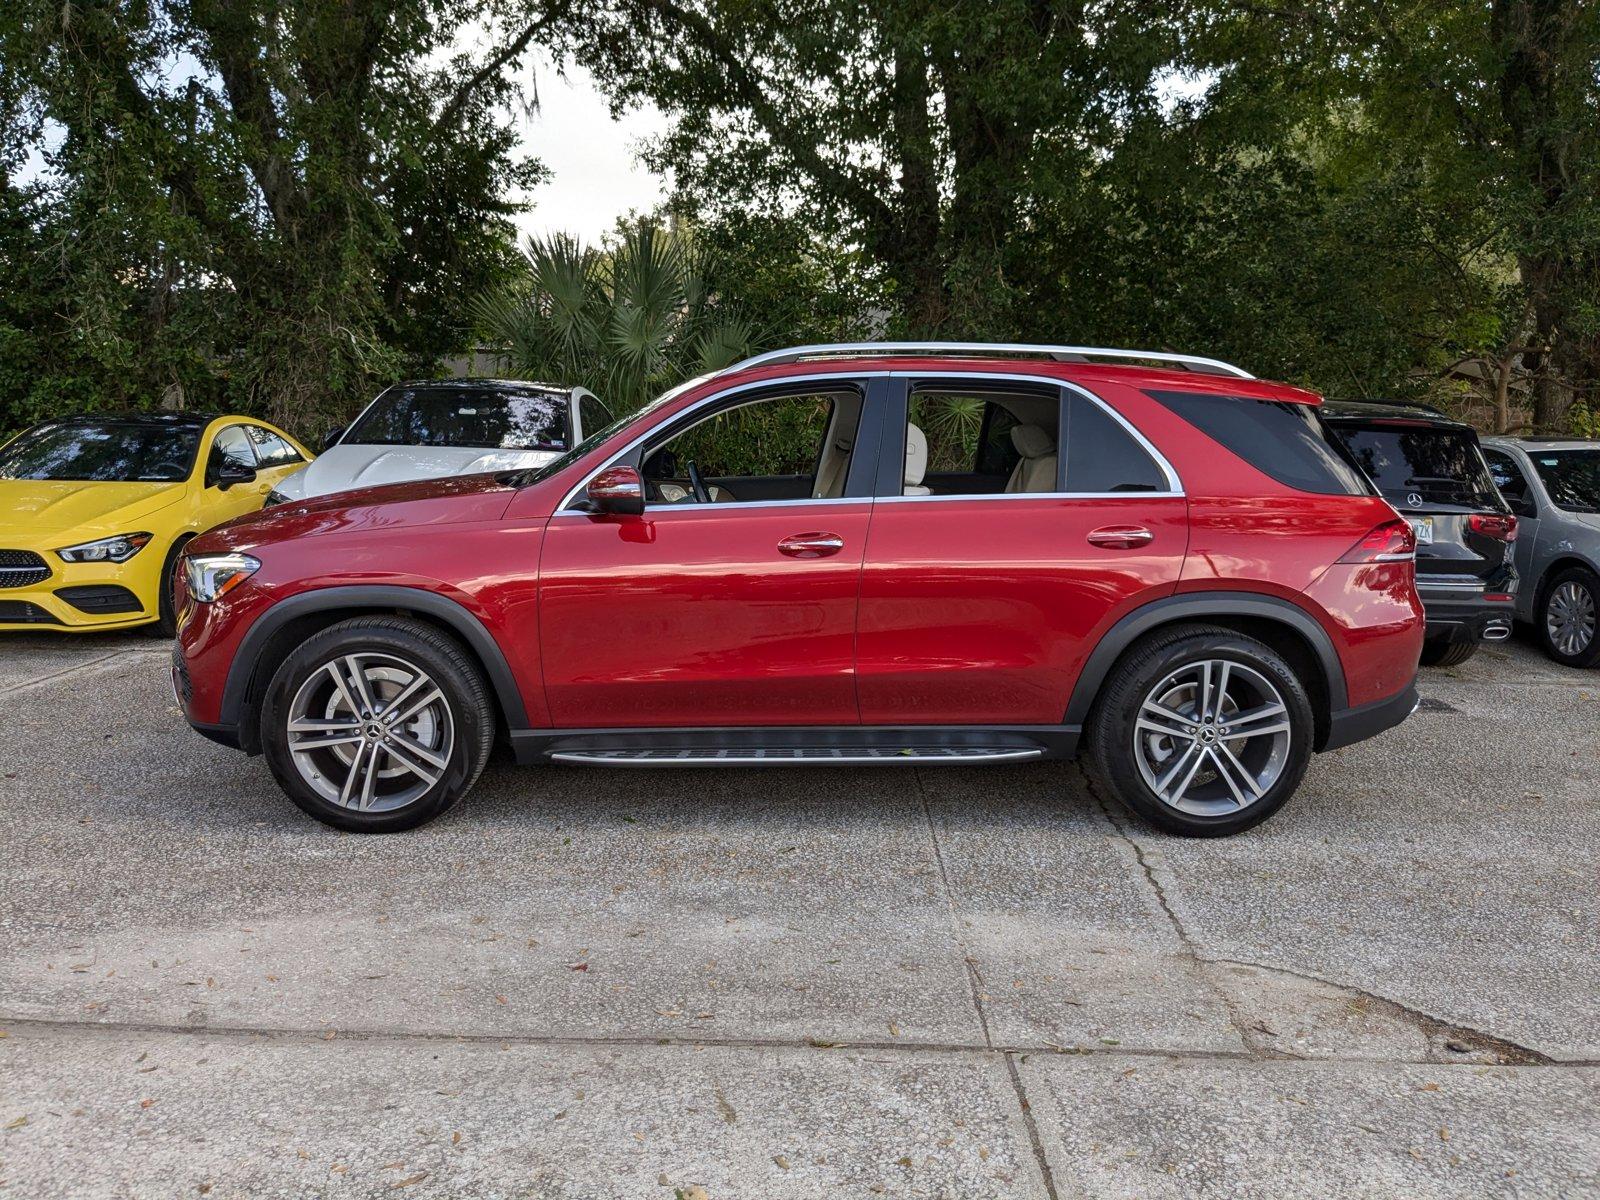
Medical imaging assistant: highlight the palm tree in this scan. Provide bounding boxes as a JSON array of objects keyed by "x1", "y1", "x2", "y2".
[{"x1": 473, "y1": 224, "x2": 756, "y2": 413}]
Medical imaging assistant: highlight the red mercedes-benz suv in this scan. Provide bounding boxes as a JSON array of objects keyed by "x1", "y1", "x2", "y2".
[{"x1": 174, "y1": 344, "x2": 1423, "y2": 836}]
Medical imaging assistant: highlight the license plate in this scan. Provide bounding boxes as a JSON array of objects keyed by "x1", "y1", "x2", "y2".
[{"x1": 1408, "y1": 517, "x2": 1434, "y2": 545}]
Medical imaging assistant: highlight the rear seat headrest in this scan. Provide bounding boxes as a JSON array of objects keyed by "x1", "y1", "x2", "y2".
[{"x1": 1011, "y1": 423, "x2": 1056, "y2": 460}]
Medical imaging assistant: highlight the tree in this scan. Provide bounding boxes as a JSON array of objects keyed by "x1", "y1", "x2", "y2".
[
  {"x1": 550, "y1": 1, "x2": 1203, "y2": 339},
  {"x1": 555, "y1": 0, "x2": 1596, "y2": 428},
  {"x1": 1, "y1": 0, "x2": 555, "y2": 434},
  {"x1": 1212, "y1": 0, "x2": 1600, "y2": 427},
  {"x1": 473, "y1": 222, "x2": 756, "y2": 412}
]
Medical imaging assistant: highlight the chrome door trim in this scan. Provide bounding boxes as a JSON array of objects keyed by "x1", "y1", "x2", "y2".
[{"x1": 553, "y1": 369, "x2": 1185, "y2": 514}]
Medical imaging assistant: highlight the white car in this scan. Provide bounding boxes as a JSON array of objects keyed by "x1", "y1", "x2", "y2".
[{"x1": 269, "y1": 380, "x2": 613, "y2": 504}]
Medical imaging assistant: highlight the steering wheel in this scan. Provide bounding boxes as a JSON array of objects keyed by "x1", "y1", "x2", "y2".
[{"x1": 686, "y1": 459, "x2": 711, "y2": 505}]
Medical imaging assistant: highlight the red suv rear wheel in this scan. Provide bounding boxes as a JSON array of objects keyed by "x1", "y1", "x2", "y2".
[{"x1": 1085, "y1": 624, "x2": 1314, "y2": 836}]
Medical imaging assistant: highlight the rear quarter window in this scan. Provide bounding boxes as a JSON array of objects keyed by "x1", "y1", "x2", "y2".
[{"x1": 1145, "y1": 391, "x2": 1371, "y2": 496}]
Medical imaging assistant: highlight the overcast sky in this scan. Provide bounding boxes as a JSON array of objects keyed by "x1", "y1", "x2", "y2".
[{"x1": 515, "y1": 60, "x2": 670, "y2": 244}]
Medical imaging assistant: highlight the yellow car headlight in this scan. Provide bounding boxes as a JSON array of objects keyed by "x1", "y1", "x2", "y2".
[{"x1": 55, "y1": 532, "x2": 153, "y2": 563}]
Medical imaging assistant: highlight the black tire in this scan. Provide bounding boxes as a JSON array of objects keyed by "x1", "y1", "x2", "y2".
[
  {"x1": 151, "y1": 536, "x2": 192, "y2": 637},
  {"x1": 259, "y1": 616, "x2": 496, "y2": 832},
  {"x1": 1418, "y1": 638, "x2": 1477, "y2": 668},
  {"x1": 1538, "y1": 566, "x2": 1600, "y2": 669},
  {"x1": 1084, "y1": 624, "x2": 1315, "y2": 837}
]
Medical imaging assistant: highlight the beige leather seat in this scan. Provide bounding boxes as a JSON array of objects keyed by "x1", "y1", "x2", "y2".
[
  {"x1": 904, "y1": 424, "x2": 932, "y2": 496},
  {"x1": 1006, "y1": 424, "x2": 1058, "y2": 493},
  {"x1": 813, "y1": 433, "x2": 853, "y2": 498}
]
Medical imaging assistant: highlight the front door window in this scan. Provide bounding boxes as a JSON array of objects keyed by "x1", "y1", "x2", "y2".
[{"x1": 641, "y1": 389, "x2": 863, "y2": 505}]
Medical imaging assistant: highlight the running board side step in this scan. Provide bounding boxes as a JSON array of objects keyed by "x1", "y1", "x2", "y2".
[{"x1": 549, "y1": 746, "x2": 1044, "y2": 766}]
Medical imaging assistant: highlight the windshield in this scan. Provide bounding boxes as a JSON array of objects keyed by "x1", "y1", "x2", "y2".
[
  {"x1": 1531, "y1": 449, "x2": 1600, "y2": 513},
  {"x1": 508, "y1": 373, "x2": 716, "y2": 489},
  {"x1": 1334, "y1": 424, "x2": 1503, "y2": 512},
  {"x1": 344, "y1": 385, "x2": 570, "y2": 452},
  {"x1": 0, "y1": 422, "x2": 200, "y2": 483}
]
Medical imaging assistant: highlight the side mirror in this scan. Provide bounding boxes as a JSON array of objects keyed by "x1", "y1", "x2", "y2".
[
  {"x1": 216, "y1": 458, "x2": 257, "y2": 491},
  {"x1": 1507, "y1": 493, "x2": 1536, "y2": 518},
  {"x1": 585, "y1": 465, "x2": 645, "y2": 515},
  {"x1": 321, "y1": 426, "x2": 346, "y2": 453}
]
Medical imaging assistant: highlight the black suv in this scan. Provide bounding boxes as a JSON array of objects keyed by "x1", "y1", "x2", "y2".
[{"x1": 1322, "y1": 401, "x2": 1517, "y2": 667}]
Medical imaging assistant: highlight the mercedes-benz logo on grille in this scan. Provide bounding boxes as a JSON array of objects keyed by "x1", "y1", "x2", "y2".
[{"x1": 1407, "y1": 492, "x2": 1424, "y2": 508}]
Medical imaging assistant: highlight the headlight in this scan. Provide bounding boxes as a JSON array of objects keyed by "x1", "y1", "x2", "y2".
[
  {"x1": 184, "y1": 553, "x2": 261, "y2": 602},
  {"x1": 56, "y1": 532, "x2": 153, "y2": 563}
]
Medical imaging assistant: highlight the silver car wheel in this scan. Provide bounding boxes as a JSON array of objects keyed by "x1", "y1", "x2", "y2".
[
  {"x1": 1133, "y1": 659, "x2": 1293, "y2": 817},
  {"x1": 286, "y1": 652, "x2": 455, "y2": 812},
  {"x1": 1547, "y1": 581, "x2": 1597, "y2": 658}
]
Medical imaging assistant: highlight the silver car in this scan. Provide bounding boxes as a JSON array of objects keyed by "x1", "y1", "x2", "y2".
[{"x1": 1479, "y1": 438, "x2": 1600, "y2": 667}]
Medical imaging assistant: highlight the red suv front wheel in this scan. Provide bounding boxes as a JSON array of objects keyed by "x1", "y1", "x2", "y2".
[{"x1": 259, "y1": 616, "x2": 496, "y2": 832}]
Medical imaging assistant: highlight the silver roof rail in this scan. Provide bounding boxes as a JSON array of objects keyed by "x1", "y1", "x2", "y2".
[{"x1": 727, "y1": 342, "x2": 1254, "y2": 379}]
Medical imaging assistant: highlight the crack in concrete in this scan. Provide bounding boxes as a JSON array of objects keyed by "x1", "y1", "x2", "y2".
[
  {"x1": 1079, "y1": 767, "x2": 1559, "y2": 1068},
  {"x1": 1202, "y1": 955, "x2": 1557, "y2": 1066},
  {"x1": 0, "y1": 650, "x2": 152, "y2": 696},
  {"x1": 913, "y1": 769, "x2": 994, "y2": 1051},
  {"x1": 1082, "y1": 767, "x2": 1264, "y2": 1056},
  {"x1": 915, "y1": 769, "x2": 1059, "y2": 1200},
  {"x1": 2, "y1": 1011, "x2": 1592, "y2": 1069}
]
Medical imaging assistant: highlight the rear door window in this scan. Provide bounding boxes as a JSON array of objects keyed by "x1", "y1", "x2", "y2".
[
  {"x1": 1146, "y1": 391, "x2": 1371, "y2": 496},
  {"x1": 1333, "y1": 424, "x2": 1502, "y2": 512}
]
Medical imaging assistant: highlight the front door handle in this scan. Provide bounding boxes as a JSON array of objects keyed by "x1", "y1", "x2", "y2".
[
  {"x1": 1087, "y1": 525, "x2": 1155, "y2": 549},
  {"x1": 778, "y1": 532, "x2": 845, "y2": 558}
]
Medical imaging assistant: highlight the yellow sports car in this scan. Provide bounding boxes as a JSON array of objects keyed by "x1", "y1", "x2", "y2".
[{"x1": 0, "y1": 412, "x2": 313, "y2": 634}]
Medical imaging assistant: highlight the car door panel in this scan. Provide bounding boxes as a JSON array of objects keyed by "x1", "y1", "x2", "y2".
[
  {"x1": 855, "y1": 496, "x2": 1187, "y2": 724},
  {"x1": 538, "y1": 503, "x2": 872, "y2": 727},
  {"x1": 855, "y1": 378, "x2": 1187, "y2": 726}
]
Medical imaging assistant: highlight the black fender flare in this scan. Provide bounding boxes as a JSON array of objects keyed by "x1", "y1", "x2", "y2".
[
  {"x1": 219, "y1": 585, "x2": 529, "y2": 732},
  {"x1": 1061, "y1": 591, "x2": 1349, "y2": 726}
]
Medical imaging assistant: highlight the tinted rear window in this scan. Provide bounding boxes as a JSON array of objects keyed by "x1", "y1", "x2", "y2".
[
  {"x1": 1145, "y1": 391, "x2": 1371, "y2": 496},
  {"x1": 346, "y1": 386, "x2": 570, "y2": 451},
  {"x1": 1331, "y1": 424, "x2": 1502, "y2": 512}
]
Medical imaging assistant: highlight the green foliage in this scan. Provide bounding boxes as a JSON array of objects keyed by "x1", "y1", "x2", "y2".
[
  {"x1": 666, "y1": 392, "x2": 834, "y2": 479},
  {"x1": 550, "y1": 0, "x2": 1600, "y2": 429},
  {"x1": 0, "y1": 0, "x2": 547, "y2": 438},
  {"x1": 473, "y1": 223, "x2": 756, "y2": 413}
]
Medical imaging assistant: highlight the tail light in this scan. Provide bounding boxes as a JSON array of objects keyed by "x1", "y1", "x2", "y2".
[
  {"x1": 1467, "y1": 513, "x2": 1518, "y2": 542},
  {"x1": 1339, "y1": 519, "x2": 1416, "y2": 564}
]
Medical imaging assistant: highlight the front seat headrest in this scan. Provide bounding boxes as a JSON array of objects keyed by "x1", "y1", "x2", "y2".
[{"x1": 904, "y1": 423, "x2": 929, "y2": 491}]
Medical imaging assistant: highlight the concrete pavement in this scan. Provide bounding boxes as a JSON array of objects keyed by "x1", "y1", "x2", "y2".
[{"x1": 1, "y1": 632, "x2": 1595, "y2": 1197}]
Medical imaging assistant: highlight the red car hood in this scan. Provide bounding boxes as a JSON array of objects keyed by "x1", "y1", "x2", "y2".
[{"x1": 195, "y1": 471, "x2": 519, "y2": 554}]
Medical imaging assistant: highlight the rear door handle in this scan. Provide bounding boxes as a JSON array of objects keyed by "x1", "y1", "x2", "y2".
[
  {"x1": 778, "y1": 532, "x2": 845, "y2": 558},
  {"x1": 1087, "y1": 525, "x2": 1155, "y2": 549}
]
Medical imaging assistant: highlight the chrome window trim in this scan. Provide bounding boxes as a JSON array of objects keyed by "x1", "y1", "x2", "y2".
[
  {"x1": 634, "y1": 497, "x2": 876, "y2": 513},
  {"x1": 552, "y1": 369, "x2": 1185, "y2": 514},
  {"x1": 554, "y1": 371, "x2": 879, "y2": 513},
  {"x1": 874, "y1": 490, "x2": 1183, "y2": 504},
  {"x1": 895, "y1": 371, "x2": 1184, "y2": 496}
]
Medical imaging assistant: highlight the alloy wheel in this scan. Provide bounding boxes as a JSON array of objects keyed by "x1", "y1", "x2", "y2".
[
  {"x1": 1547, "y1": 581, "x2": 1597, "y2": 658},
  {"x1": 1132, "y1": 659, "x2": 1293, "y2": 816},
  {"x1": 286, "y1": 652, "x2": 455, "y2": 812}
]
